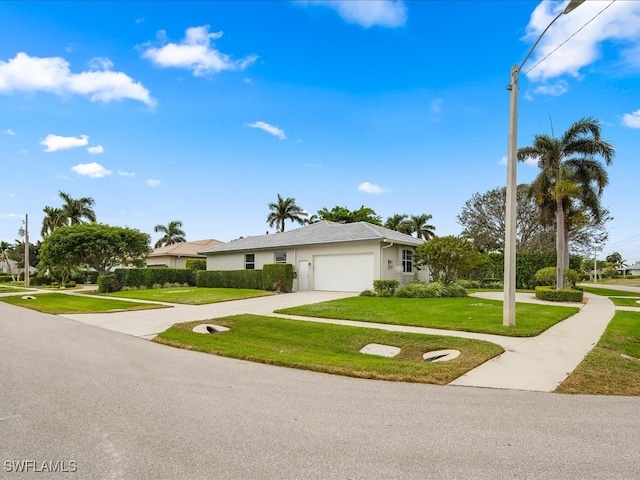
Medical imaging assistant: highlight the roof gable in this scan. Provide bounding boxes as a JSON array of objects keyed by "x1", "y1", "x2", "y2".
[
  {"x1": 199, "y1": 221, "x2": 424, "y2": 254},
  {"x1": 149, "y1": 238, "x2": 224, "y2": 257}
]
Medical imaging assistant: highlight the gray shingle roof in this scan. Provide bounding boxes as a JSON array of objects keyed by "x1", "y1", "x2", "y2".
[
  {"x1": 148, "y1": 238, "x2": 223, "y2": 258},
  {"x1": 198, "y1": 221, "x2": 424, "y2": 254}
]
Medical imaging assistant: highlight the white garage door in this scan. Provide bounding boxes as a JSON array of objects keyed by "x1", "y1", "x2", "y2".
[{"x1": 314, "y1": 253, "x2": 374, "y2": 292}]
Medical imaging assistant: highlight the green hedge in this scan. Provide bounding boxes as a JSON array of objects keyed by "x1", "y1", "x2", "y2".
[
  {"x1": 98, "y1": 274, "x2": 120, "y2": 293},
  {"x1": 0, "y1": 274, "x2": 12, "y2": 283},
  {"x1": 196, "y1": 270, "x2": 263, "y2": 289},
  {"x1": 114, "y1": 268, "x2": 196, "y2": 290},
  {"x1": 185, "y1": 258, "x2": 207, "y2": 270},
  {"x1": 373, "y1": 280, "x2": 400, "y2": 297},
  {"x1": 262, "y1": 264, "x2": 294, "y2": 292},
  {"x1": 535, "y1": 286, "x2": 583, "y2": 303}
]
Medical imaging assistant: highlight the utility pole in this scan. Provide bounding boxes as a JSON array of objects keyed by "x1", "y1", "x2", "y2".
[{"x1": 24, "y1": 214, "x2": 29, "y2": 287}]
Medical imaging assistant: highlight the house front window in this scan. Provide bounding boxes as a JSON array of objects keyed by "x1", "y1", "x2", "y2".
[
  {"x1": 274, "y1": 251, "x2": 287, "y2": 263},
  {"x1": 245, "y1": 253, "x2": 255, "y2": 270},
  {"x1": 402, "y1": 249, "x2": 413, "y2": 273}
]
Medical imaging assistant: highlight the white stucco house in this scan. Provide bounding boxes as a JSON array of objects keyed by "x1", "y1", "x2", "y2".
[
  {"x1": 146, "y1": 239, "x2": 223, "y2": 269},
  {"x1": 198, "y1": 221, "x2": 427, "y2": 292},
  {"x1": 618, "y1": 262, "x2": 640, "y2": 276}
]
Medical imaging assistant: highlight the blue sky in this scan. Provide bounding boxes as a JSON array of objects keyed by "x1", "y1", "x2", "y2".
[{"x1": 1, "y1": 0, "x2": 639, "y2": 263}]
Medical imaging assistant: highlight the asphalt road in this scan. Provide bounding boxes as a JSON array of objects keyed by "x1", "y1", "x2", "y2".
[{"x1": 1, "y1": 302, "x2": 639, "y2": 479}]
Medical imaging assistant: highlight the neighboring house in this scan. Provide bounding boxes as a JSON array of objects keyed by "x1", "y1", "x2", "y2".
[
  {"x1": 0, "y1": 258, "x2": 36, "y2": 276},
  {"x1": 198, "y1": 221, "x2": 426, "y2": 292},
  {"x1": 618, "y1": 262, "x2": 640, "y2": 276},
  {"x1": 146, "y1": 239, "x2": 224, "y2": 269}
]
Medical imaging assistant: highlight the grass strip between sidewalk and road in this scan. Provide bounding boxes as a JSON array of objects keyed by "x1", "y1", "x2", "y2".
[
  {"x1": 154, "y1": 314, "x2": 504, "y2": 384},
  {"x1": 556, "y1": 310, "x2": 640, "y2": 396},
  {"x1": 275, "y1": 296, "x2": 579, "y2": 337},
  {"x1": 100, "y1": 287, "x2": 273, "y2": 305},
  {"x1": 0, "y1": 292, "x2": 169, "y2": 314},
  {"x1": 580, "y1": 286, "x2": 640, "y2": 297},
  {"x1": 0, "y1": 286, "x2": 31, "y2": 293}
]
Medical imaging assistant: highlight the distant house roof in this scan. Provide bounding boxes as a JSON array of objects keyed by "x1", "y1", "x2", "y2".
[
  {"x1": 198, "y1": 221, "x2": 424, "y2": 255},
  {"x1": 618, "y1": 262, "x2": 640, "y2": 272},
  {"x1": 148, "y1": 239, "x2": 224, "y2": 258}
]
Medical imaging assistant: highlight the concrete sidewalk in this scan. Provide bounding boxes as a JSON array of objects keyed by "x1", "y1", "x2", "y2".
[{"x1": 450, "y1": 292, "x2": 616, "y2": 392}]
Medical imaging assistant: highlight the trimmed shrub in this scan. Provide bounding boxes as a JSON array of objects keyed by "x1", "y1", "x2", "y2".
[
  {"x1": 98, "y1": 274, "x2": 120, "y2": 293},
  {"x1": 360, "y1": 289, "x2": 376, "y2": 297},
  {"x1": 185, "y1": 258, "x2": 207, "y2": 270},
  {"x1": 373, "y1": 280, "x2": 399, "y2": 297},
  {"x1": 196, "y1": 270, "x2": 263, "y2": 289},
  {"x1": 0, "y1": 274, "x2": 13, "y2": 283},
  {"x1": 114, "y1": 268, "x2": 196, "y2": 289},
  {"x1": 535, "y1": 286, "x2": 583, "y2": 303},
  {"x1": 262, "y1": 264, "x2": 294, "y2": 293},
  {"x1": 64, "y1": 281, "x2": 76, "y2": 289},
  {"x1": 394, "y1": 281, "x2": 467, "y2": 298}
]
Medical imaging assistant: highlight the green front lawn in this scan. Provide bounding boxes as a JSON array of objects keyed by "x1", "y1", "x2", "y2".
[
  {"x1": 275, "y1": 296, "x2": 579, "y2": 337},
  {"x1": 155, "y1": 315, "x2": 504, "y2": 384},
  {"x1": 0, "y1": 286, "x2": 31, "y2": 293},
  {"x1": 0, "y1": 292, "x2": 169, "y2": 314},
  {"x1": 556, "y1": 310, "x2": 640, "y2": 396},
  {"x1": 102, "y1": 287, "x2": 273, "y2": 305},
  {"x1": 609, "y1": 297, "x2": 640, "y2": 307}
]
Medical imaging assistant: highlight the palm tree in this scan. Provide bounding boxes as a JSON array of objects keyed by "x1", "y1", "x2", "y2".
[
  {"x1": 58, "y1": 191, "x2": 97, "y2": 225},
  {"x1": 519, "y1": 117, "x2": 614, "y2": 289},
  {"x1": 406, "y1": 214, "x2": 436, "y2": 240},
  {"x1": 266, "y1": 194, "x2": 307, "y2": 233},
  {"x1": 154, "y1": 220, "x2": 187, "y2": 248},
  {"x1": 384, "y1": 214, "x2": 409, "y2": 233},
  {"x1": 41, "y1": 206, "x2": 67, "y2": 237},
  {"x1": 0, "y1": 240, "x2": 14, "y2": 277}
]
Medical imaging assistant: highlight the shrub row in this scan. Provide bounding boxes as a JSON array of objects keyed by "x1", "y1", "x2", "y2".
[
  {"x1": 115, "y1": 268, "x2": 196, "y2": 290},
  {"x1": 0, "y1": 274, "x2": 12, "y2": 283},
  {"x1": 534, "y1": 286, "x2": 583, "y2": 303},
  {"x1": 363, "y1": 280, "x2": 468, "y2": 299},
  {"x1": 98, "y1": 274, "x2": 120, "y2": 293},
  {"x1": 196, "y1": 270, "x2": 263, "y2": 289}
]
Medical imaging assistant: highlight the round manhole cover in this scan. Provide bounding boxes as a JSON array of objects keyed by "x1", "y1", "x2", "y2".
[{"x1": 422, "y1": 349, "x2": 461, "y2": 362}]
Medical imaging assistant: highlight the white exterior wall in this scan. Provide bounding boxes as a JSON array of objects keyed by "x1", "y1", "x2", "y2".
[
  {"x1": 204, "y1": 241, "x2": 421, "y2": 291},
  {"x1": 147, "y1": 256, "x2": 202, "y2": 269}
]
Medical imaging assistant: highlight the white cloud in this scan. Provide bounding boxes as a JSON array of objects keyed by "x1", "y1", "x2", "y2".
[
  {"x1": 247, "y1": 121, "x2": 286, "y2": 140},
  {"x1": 118, "y1": 170, "x2": 136, "y2": 177},
  {"x1": 41, "y1": 134, "x2": 88, "y2": 152},
  {"x1": 532, "y1": 80, "x2": 568, "y2": 96},
  {"x1": 87, "y1": 145, "x2": 104, "y2": 154},
  {"x1": 498, "y1": 156, "x2": 507, "y2": 166},
  {"x1": 523, "y1": 1, "x2": 640, "y2": 82},
  {"x1": 357, "y1": 181, "x2": 387, "y2": 194},
  {"x1": 499, "y1": 155, "x2": 537, "y2": 167},
  {"x1": 305, "y1": 0, "x2": 407, "y2": 28},
  {"x1": 2, "y1": 128, "x2": 15, "y2": 135},
  {"x1": 71, "y1": 162, "x2": 112, "y2": 178},
  {"x1": 88, "y1": 57, "x2": 114, "y2": 71},
  {"x1": 141, "y1": 25, "x2": 257, "y2": 76},
  {"x1": 147, "y1": 178, "x2": 161, "y2": 186},
  {"x1": 0, "y1": 52, "x2": 155, "y2": 106},
  {"x1": 622, "y1": 109, "x2": 640, "y2": 128},
  {"x1": 430, "y1": 98, "x2": 443, "y2": 114},
  {"x1": 18, "y1": 149, "x2": 27, "y2": 155}
]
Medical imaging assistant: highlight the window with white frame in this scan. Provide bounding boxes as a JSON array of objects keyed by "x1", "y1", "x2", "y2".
[
  {"x1": 274, "y1": 251, "x2": 287, "y2": 263},
  {"x1": 245, "y1": 253, "x2": 255, "y2": 270},
  {"x1": 402, "y1": 249, "x2": 413, "y2": 273}
]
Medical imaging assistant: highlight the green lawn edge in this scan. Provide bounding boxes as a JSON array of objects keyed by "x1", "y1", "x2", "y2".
[
  {"x1": 100, "y1": 287, "x2": 273, "y2": 305},
  {"x1": 275, "y1": 296, "x2": 579, "y2": 337},
  {"x1": 0, "y1": 292, "x2": 169, "y2": 314},
  {"x1": 154, "y1": 314, "x2": 504, "y2": 384},
  {"x1": 556, "y1": 310, "x2": 640, "y2": 396}
]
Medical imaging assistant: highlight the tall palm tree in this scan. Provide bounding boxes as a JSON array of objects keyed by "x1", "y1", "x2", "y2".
[
  {"x1": 58, "y1": 191, "x2": 97, "y2": 225},
  {"x1": 0, "y1": 240, "x2": 14, "y2": 276},
  {"x1": 154, "y1": 220, "x2": 187, "y2": 248},
  {"x1": 41, "y1": 206, "x2": 67, "y2": 237},
  {"x1": 519, "y1": 117, "x2": 614, "y2": 289},
  {"x1": 266, "y1": 194, "x2": 307, "y2": 233},
  {"x1": 406, "y1": 214, "x2": 436, "y2": 240},
  {"x1": 384, "y1": 214, "x2": 410, "y2": 233}
]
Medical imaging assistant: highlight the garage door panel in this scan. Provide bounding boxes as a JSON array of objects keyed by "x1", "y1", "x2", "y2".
[{"x1": 314, "y1": 254, "x2": 374, "y2": 292}]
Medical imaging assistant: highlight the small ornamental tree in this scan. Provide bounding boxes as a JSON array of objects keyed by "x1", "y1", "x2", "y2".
[
  {"x1": 414, "y1": 235, "x2": 485, "y2": 284},
  {"x1": 40, "y1": 223, "x2": 151, "y2": 276}
]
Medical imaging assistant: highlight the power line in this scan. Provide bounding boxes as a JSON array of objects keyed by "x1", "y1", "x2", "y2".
[{"x1": 524, "y1": 0, "x2": 617, "y2": 76}]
